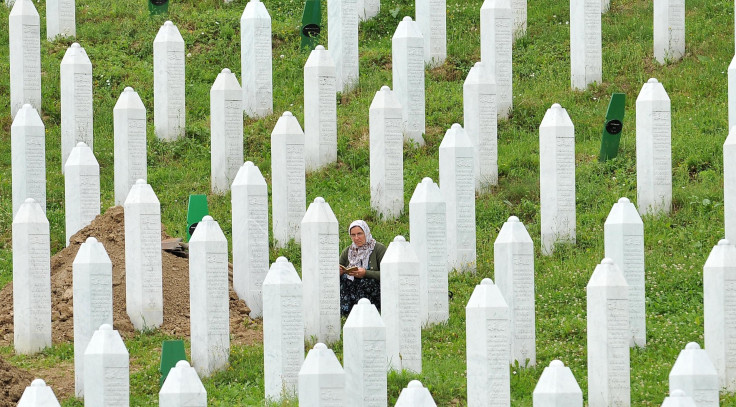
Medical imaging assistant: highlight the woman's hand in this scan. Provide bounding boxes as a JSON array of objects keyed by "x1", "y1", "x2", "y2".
[{"x1": 352, "y1": 267, "x2": 367, "y2": 278}]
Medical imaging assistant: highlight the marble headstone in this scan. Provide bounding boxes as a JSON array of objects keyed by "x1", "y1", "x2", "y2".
[
  {"x1": 113, "y1": 87, "x2": 147, "y2": 205},
  {"x1": 304, "y1": 45, "x2": 337, "y2": 172},
  {"x1": 9, "y1": 0, "x2": 41, "y2": 117},
  {"x1": 636, "y1": 78, "x2": 672, "y2": 216},
  {"x1": 392, "y1": 16, "x2": 426, "y2": 145},
  {"x1": 357, "y1": 0, "x2": 379, "y2": 20},
  {"x1": 512, "y1": 0, "x2": 526, "y2": 40},
  {"x1": 463, "y1": 61, "x2": 498, "y2": 190},
  {"x1": 480, "y1": 0, "x2": 512, "y2": 119},
  {"x1": 64, "y1": 142, "x2": 100, "y2": 246},
  {"x1": 415, "y1": 0, "x2": 446, "y2": 67},
  {"x1": 669, "y1": 343, "x2": 719, "y2": 407},
  {"x1": 46, "y1": 0, "x2": 75, "y2": 40},
  {"x1": 83, "y1": 324, "x2": 129, "y2": 406},
  {"x1": 241, "y1": 0, "x2": 273, "y2": 117},
  {"x1": 298, "y1": 343, "x2": 346, "y2": 405},
  {"x1": 60, "y1": 42, "x2": 93, "y2": 171},
  {"x1": 570, "y1": 0, "x2": 602, "y2": 89},
  {"x1": 17, "y1": 379, "x2": 61, "y2": 407},
  {"x1": 12, "y1": 104, "x2": 46, "y2": 217},
  {"x1": 532, "y1": 360, "x2": 583, "y2": 407},
  {"x1": 661, "y1": 390, "x2": 697, "y2": 407},
  {"x1": 653, "y1": 0, "x2": 685, "y2": 64},
  {"x1": 210, "y1": 68, "x2": 243, "y2": 194},
  {"x1": 159, "y1": 361, "x2": 207, "y2": 407},
  {"x1": 729, "y1": 57, "x2": 736, "y2": 132},
  {"x1": 153, "y1": 20, "x2": 186, "y2": 141},
  {"x1": 328, "y1": 0, "x2": 359, "y2": 92},
  {"x1": 395, "y1": 380, "x2": 437, "y2": 406},
  {"x1": 369, "y1": 86, "x2": 404, "y2": 219},
  {"x1": 343, "y1": 298, "x2": 387, "y2": 406},
  {"x1": 271, "y1": 111, "x2": 306, "y2": 247}
]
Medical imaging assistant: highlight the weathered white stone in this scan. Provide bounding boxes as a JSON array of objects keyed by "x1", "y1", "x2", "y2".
[
  {"x1": 241, "y1": 0, "x2": 273, "y2": 117},
  {"x1": 304, "y1": 45, "x2": 337, "y2": 172},
  {"x1": 232, "y1": 161, "x2": 269, "y2": 318},
  {"x1": 72, "y1": 237, "x2": 113, "y2": 398},
  {"x1": 669, "y1": 343, "x2": 719, "y2": 407},
  {"x1": 301, "y1": 197, "x2": 341, "y2": 344},
  {"x1": 409, "y1": 178, "x2": 448, "y2": 325},
  {"x1": 189, "y1": 216, "x2": 230, "y2": 378},
  {"x1": 512, "y1": 0, "x2": 526, "y2": 40},
  {"x1": 494, "y1": 215, "x2": 535, "y2": 366},
  {"x1": 570, "y1": 0, "x2": 601, "y2": 90},
  {"x1": 60, "y1": 42, "x2": 92, "y2": 171},
  {"x1": 46, "y1": 0, "x2": 75, "y2": 40},
  {"x1": 210, "y1": 68, "x2": 243, "y2": 194},
  {"x1": 263, "y1": 257, "x2": 304, "y2": 401},
  {"x1": 159, "y1": 360, "x2": 207, "y2": 407},
  {"x1": 532, "y1": 360, "x2": 583, "y2": 407},
  {"x1": 392, "y1": 16, "x2": 425, "y2": 146},
  {"x1": 357, "y1": 0, "x2": 379, "y2": 20},
  {"x1": 298, "y1": 343, "x2": 346, "y2": 405},
  {"x1": 17, "y1": 379, "x2": 61, "y2": 407},
  {"x1": 370, "y1": 86, "x2": 404, "y2": 220},
  {"x1": 729, "y1": 57, "x2": 736, "y2": 132},
  {"x1": 271, "y1": 111, "x2": 306, "y2": 247},
  {"x1": 11, "y1": 104, "x2": 46, "y2": 217},
  {"x1": 328, "y1": 0, "x2": 359, "y2": 92},
  {"x1": 9, "y1": 0, "x2": 41, "y2": 117},
  {"x1": 343, "y1": 298, "x2": 387, "y2": 406},
  {"x1": 83, "y1": 324, "x2": 129, "y2": 406},
  {"x1": 636, "y1": 78, "x2": 672, "y2": 216},
  {"x1": 12, "y1": 198, "x2": 51, "y2": 355},
  {"x1": 124, "y1": 179, "x2": 163, "y2": 330},
  {"x1": 465, "y1": 278, "x2": 510, "y2": 406},
  {"x1": 653, "y1": 0, "x2": 685, "y2": 64},
  {"x1": 395, "y1": 380, "x2": 437, "y2": 406},
  {"x1": 64, "y1": 142, "x2": 100, "y2": 246},
  {"x1": 415, "y1": 0, "x2": 446, "y2": 67},
  {"x1": 587, "y1": 258, "x2": 630, "y2": 407},
  {"x1": 726, "y1": 128, "x2": 736, "y2": 243},
  {"x1": 480, "y1": 0, "x2": 512, "y2": 119},
  {"x1": 661, "y1": 390, "x2": 697, "y2": 407},
  {"x1": 381, "y1": 236, "x2": 422, "y2": 373},
  {"x1": 539, "y1": 103, "x2": 576, "y2": 256},
  {"x1": 703, "y1": 239, "x2": 736, "y2": 391},
  {"x1": 113, "y1": 87, "x2": 147, "y2": 205},
  {"x1": 604, "y1": 197, "x2": 645, "y2": 347},
  {"x1": 440, "y1": 124, "x2": 476, "y2": 272},
  {"x1": 463, "y1": 61, "x2": 498, "y2": 190},
  {"x1": 153, "y1": 20, "x2": 186, "y2": 141}
]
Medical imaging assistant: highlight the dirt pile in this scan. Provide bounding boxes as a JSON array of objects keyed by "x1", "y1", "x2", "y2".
[
  {"x1": 0, "y1": 206, "x2": 262, "y2": 346},
  {"x1": 0, "y1": 356, "x2": 34, "y2": 407}
]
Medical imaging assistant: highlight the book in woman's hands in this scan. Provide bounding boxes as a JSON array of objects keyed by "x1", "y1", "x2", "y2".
[{"x1": 340, "y1": 265, "x2": 358, "y2": 281}]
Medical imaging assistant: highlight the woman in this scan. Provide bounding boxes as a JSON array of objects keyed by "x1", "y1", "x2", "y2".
[{"x1": 338, "y1": 220, "x2": 386, "y2": 315}]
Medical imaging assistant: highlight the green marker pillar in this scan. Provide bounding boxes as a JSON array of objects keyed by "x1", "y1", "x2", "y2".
[
  {"x1": 159, "y1": 340, "x2": 187, "y2": 387},
  {"x1": 149, "y1": 0, "x2": 169, "y2": 15},
  {"x1": 599, "y1": 93, "x2": 626, "y2": 162},
  {"x1": 186, "y1": 195, "x2": 209, "y2": 241},
  {"x1": 300, "y1": 0, "x2": 321, "y2": 51}
]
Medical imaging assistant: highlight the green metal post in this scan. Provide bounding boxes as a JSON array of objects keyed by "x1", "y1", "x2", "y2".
[
  {"x1": 186, "y1": 194, "x2": 209, "y2": 242},
  {"x1": 149, "y1": 0, "x2": 169, "y2": 16},
  {"x1": 599, "y1": 93, "x2": 626, "y2": 162},
  {"x1": 300, "y1": 0, "x2": 321, "y2": 51},
  {"x1": 159, "y1": 340, "x2": 187, "y2": 387}
]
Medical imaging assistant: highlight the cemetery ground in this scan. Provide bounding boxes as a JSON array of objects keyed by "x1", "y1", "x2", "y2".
[{"x1": 0, "y1": 0, "x2": 733, "y2": 405}]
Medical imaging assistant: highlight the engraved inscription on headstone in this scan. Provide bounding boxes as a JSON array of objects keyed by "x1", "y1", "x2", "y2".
[
  {"x1": 480, "y1": 0, "x2": 512, "y2": 119},
  {"x1": 64, "y1": 142, "x2": 100, "y2": 246},
  {"x1": 84, "y1": 324, "x2": 129, "y2": 406},
  {"x1": 60, "y1": 43, "x2": 93, "y2": 171},
  {"x1": 464, "y1": 61, "x2": 498, "y2": 190},
  {"x1": 636, "y1": 78, "x2": 672, "y2": 216},
  {"x1": 12, "y1": 104, "x2": 46, "y2": 217},
  {"x1": 343, "y1": 298, "x2": 387, "y2": 406},
  {"x1": 370, "y1": 86, "x2": 404, "y2": 219},
  {"x1": 114, "y1": 87, "x2": 147, "y2": 205},
  {"x1": 46, "y1": 0, "x2": 76, "y2": 40},
  {"x1": 304, "y1": 45, "x2": 337, "y2": 171},
  {"x1": 392, "y1": 16, "x2": 426, "y2": 145},
  {"x1": 271, "y1": 111, "x2": 306, "y2": 247},
  {"x1": 328, "y1": 0, "x2": 360, "y2": 92},
  {"x1": 242, "y1": 0, "x2": 273, "y2": 117},
  {"x1": 654, "y1": 0, "x2": 685, "y2": 64},
  {"x1": 416, "y1": 0, "x2": 446, "y2": 67},
  {"x1": 9, "y1": 0, "x2": 41, "y2": 117},
  {"x1": 154, "y1": 21, "x2": 186, "y2": 141},
  {"x1": 570, "y1": 0, "x2": 602, "y2": 89},
  {"x1": 210, "y1": 68, "x2": 243, "y2": 194}
]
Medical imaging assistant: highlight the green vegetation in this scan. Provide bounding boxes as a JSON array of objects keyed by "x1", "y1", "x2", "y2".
[{"x1": 0, "y1": 0, "x2": 734, "y2": 404}]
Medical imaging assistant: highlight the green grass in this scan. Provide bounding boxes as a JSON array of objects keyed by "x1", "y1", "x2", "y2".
[{"x1": 1, "y1": 0, "x2": 735, "y2": 404}]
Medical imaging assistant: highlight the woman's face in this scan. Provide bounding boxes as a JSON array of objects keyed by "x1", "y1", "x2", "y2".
[{"x1": 350, "y1": 226, "x2": 366, "y2": 247}]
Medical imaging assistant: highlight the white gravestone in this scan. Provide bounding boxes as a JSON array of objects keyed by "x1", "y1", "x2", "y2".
[
  {"x1": 661, "y1": 390, "x2": 697, "y2": 407},
  {"x1": 653, "y1": 0, "x2": 685, "y2": 64},
  {"x1": 12, "y1": 198, "x2": 51, "y2": 355},
  {"x1": 494, "y1": 216, "x2": 535, "y2": 366},
  {"x1": 396, "y1": 380, "x2": 437, "y2": 406},
  {"x1": 703, "y1": 239, "x2": 736, "y2": 391},
  {"x1": 124, "y1": 179, "x2": 163, "y2": 331},
  {"x1": 60, "y1": 42, "x2": 92, "y2": 171},
  {"x1": 415, "y1": 0, "x2": 446, "y2": 67},
  {"x1": 72, "y1": 237, "x2": 112, "y2": 398},
  {"x1": 113, "y1": 87, "x2": 147, "y2": 205},
  {"x1": 381, "y1": 236, "x2": 422, "y2": 373},
  {"x1": 263, "y1": 257, "x2": 304, "y2": 401},
  {"x1": 271, "y1": 111, "x2": 306, "y2": 247},
  {"x1": 512, "y1": 0, "x2": 526, "y2": 40},
  {"x1": 357, "y1": 0, "x2": 379, "y2": 20},
  {"x1": 17, "y1": 379, "x2": 61, "y2": 407},
  {"x1": 409, "y1": 177, "x2": 449, "y2": 325},
  {"x1": 725, "y1": 127, "x2": 736, "y2": 243},
  {"x1": 669, "y1": 343, "x2": 719, "y2": 407},
  {"x1": 304, "y1": 45, "x2": 337, "y2": 172},
  {"x1": 370, "y1": 86, "x2": 404, "y2": 219},
  {"x1": 232, "y1": 161, "x2": 269, "y2": 318},
  {"x1": 729, "y1": 57, "x2": 736, "y2": 132},
  {"x1": 439, "y1": 123, "x2": 476, "y2": 271},
  {"x1": 328, "y1": 0, "x2": 359, "y2": 92},
  {"x1": 189, "y1": 216, "x2": 230, "y2": 378},
  {"x1": 463, "y1": 61, "x2": 498, "y2": 190},
  {"x1": 9, "y1": 0, "x2": 41, "y2": 117},
  {"x1": 241, "y1": 0, "x2": 273, "y2": 117},
  {"x1": 636, "y1": 78, "x2": 672, "y2": 216},
  {"x1": 343, "y1": 298, "x2": 387, "y2": 407},
  {"x1": 480, "y1": 0, "x2": 512, "y2": 119},
  {"x1": 153, "y1": 20, "x2": 186, "y2": 141},
  {"x1": 46, "y1": 0, "x2": 75, "y2": 40},
  {"x1": 465, "y1": 278, "x2": 510, "y2": 406},
  {"x1": 539, "y1": 103, "x2": 575, "y2": 256},
  {"x1": 64, "y1": 142, "x2": 100, "y2": 246},
  {"x1": 532, "y1": 360, "x2": 583, "y2": 407},
  {"x1": 392, "y1": 16, "x2": 425, "y2": 146},
  {"x1": 302, "y1": 197, "x2": 341, "y2": 344},
  {"x1": 570, "y1": 0, "x2": 602, "y2": 90},
  {"x1": 298, "y1": 343, "x2": 346, "y2": 405},
  {"x1": 159, "y1": 361, "x2": 207, "y2": 407},
  {"x1": 604, "y1": 197, "x2": 646, "y2": 347},
  {"x1": 587, "y1": 258, "x2": 630, "y2": 407},
  {"x1": 210, "y1": 68, "x2": 243, "y2": 195},
  {"x1": 83, "y1": 324, "x2": 129, "y2": 406},
  {"x1": 12, "y1": 104, "x2": 46, "y2": 217}
]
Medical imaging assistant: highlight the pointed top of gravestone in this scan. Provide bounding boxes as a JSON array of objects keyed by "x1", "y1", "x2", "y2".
[
  {"x1": 465, "y1": 61, "x2": 495, "y2": 87},
  {"x1": 409, "y1": 177, "x2": 444, "y2": 205},
  {"x1": 393, "y1": 16, "x2": 423, "y2": 40},
  {"x1": 31, "y1": 378, "x2": 45, "y2": 387},
  {"x1": 439, "y1": 123, "x2": 473, "y2": 150},
  {"x1": 9, "y1": 0, "x2": 39, "y2": 17},
  {"x1": 381, "y1": 86, "x2": 391, "y2": 92},
  {"x1": 395, "y1": 380, "x2": 437, "y2": 406},
  {"x1": 481, "y1": 278, "x2": 493, "y2": 285},
  {"x1": 74, "y1": 235, "x2": 112, "y2": 266},
  {"x1": 637, "y1": 77, "x2": 669, "y2": 102},
  {"x1": 190, "y1": 215, "x2": 227, "y2": 243},
  {"x1": 124, "y1": 180, "x2": 160, "y2": 206},
  {"x1": 704, "y1": 239, "x2": 736, "y2": 269},
  {"x1": 508, "y1": 216, "x2": 519, "y2": 222},
  {"x1": 164, "y1": 20, "x2": 173, "y2": 26},
  {"x1": 272, "y1": 111, "x2": 304, "y2": 136},
  {"x1": 276, "y1": 256, "x2": 287, "y2": 263},
  {"x1": 466, "y1": 277, "x2": 508, "y2": 310},
  {"x1": 495, "y1": 215, "x2": 533, "y2": 244},
  {"x1": 212, "y1": 69, "x2": 241, "y2": 92},
  {"x1": 540, "y1": 103, "x2": 574, "y2": 130},
  {"x1": 533, "y1": 358, "x2": 583, "y2": 397},
  {"x1": 85, "y1": 324, "x2": 128, "y2": 357},
  {"x1": 65, "y1": 142, "x2": 99, "y2": 170},
  {"x1": 13, "y1": 198, "x2": 48, "y2": 225},
  {"x1": 202, "y1": 215, "x2": 213, "y2": 222},
  {"x1": 243, "y1": 0, "x2": 270, "y2": 19},
  {"x1": 160, "y1": 359, "x2": 207, "y2": 396},
  {"x1": 618, "y1": 197, "x2": 630, "y2": 204},
  {"x1": 648, "y1": 78, "x2": 658, "y2": 83},
  {"x1": 305, "y1": 44, "x2": 336, "y2": 70},
  {"x1": 71, "y1": 42, "x2": 80, "y2": 49},
  {"x1": 316, "y1": 45, "x2": 325, "y2": 50},
  {"x1": 12, "y1": 104, "x2": 44, "y2": 128},
  {"x1": 685, "y1": 342, "x2": 700, "y2": 350},
  {"x1": 176, "y1": 360, "x2": 190, "y2": 368},
  {"x1": 232, "y1": 161, "x2": 267, "y2": 189},
  {"x1": 17, "y1": 378, "x2": 61, "y2": 407},
  {"x1": 551, "y1": 103, "x2": 562, "y2": 109},
  {"x1": 86, "y1": 236, "x2": 98, "y2": 244},
  {"x1": 314, "y1": 343, "x2": 326, "y2": 350},
  {"x1": 61, "y1": 42, "x2": 91, "y2": 67},
  {"x1": 382, "y1": 236, "x2": 420, "y2": 265},
  {"x1": 604, "y1": 196, "x2": 642, "y2": 226},
  {"x1": 314, "y1": 197, "x2": 325, "y2": 203},
  {"x1": 114, "y1": 87, "x2": 145, "y2": 110},
  {"x1": 550, "y1": 359, "x2": 564, "y2": 367},
  {"x1": 719, "y1": 239, "x2": 730, "y2": 245},
  {"x1": 394, "y1": 236, "x2": 406, "y2": 242},
  {"x1": 403, "y1": 16, "x2": 412, "y2": 22},
  {"x1": 408, "y1": 380, "x2": 422, "y2": 388},
  {"x1": 345, "y1": 297, "x2": 385, "y2": 329},
  {"x1": 263, "y1": 257, "x2": 301, "y2": 286},
  {"x1": 302, "y1": 197, "x2": 338, "y2": 225},
  {"x1": 154, "y1": 20, "x2": 184, "y2": 43},
  {"x1": 222, "y1": 68, "x2": 231, "y2": 74},
  {"x1": 299, "y1": 342, "x2": 344, "y2": 376},
  {"x1": 369, "y1": 86, "x2": 402, "y2": 111},
  {"x1": 587, "y1": 258, "x2": 628, "y2": 289},
  {"x1": 670, "y1": 342, "x2": 718, "y2": 380}
]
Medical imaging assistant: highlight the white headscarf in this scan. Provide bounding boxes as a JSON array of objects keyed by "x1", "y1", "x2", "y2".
[{"x1": 347, "y1": 220, "x2": 376, "y2": 269}]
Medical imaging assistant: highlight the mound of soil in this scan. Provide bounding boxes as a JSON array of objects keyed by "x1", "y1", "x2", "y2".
[
  {"x1": 0, "y1": 356, "x2": 34, "y2": 407},
  {"x1": 0, "y1": 206, "x2": 262, "y2": 346}
]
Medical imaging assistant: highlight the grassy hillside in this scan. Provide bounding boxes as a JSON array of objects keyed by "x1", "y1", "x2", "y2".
[{"x1": 0, "y1": 0, "x2": 734, "y2": 404}]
